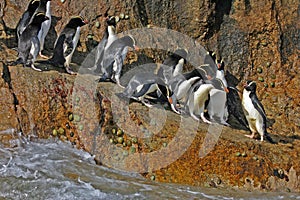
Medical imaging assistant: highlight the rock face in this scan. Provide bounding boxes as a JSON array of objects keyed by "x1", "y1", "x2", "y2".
[{"x1": 0, "y1": 0, "x2": 299, "y2": 192}]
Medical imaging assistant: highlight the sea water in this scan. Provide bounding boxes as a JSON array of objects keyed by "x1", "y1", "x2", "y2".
[{"x1": 0, "y1": 130, "x2": 299, "y2": 200}]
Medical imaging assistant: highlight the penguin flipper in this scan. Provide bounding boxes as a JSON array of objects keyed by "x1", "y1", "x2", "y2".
[
  {"x1": 113, "y1": 54, "x2": 124, "y2": 87},
  {"x1": 63, "y1": 37, "x2": 74, "y2": 58}
]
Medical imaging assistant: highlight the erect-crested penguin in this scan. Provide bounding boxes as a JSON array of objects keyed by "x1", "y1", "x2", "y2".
[
  {"x1": 13, "y1": 12, "x2": 49, "y2": 71},
  {"x1": 16, "y1": 0, "x2": 40, "y2": 41},
  {"x1": 215, "y1": 55, "x2": 229, "y2": 93},
  {"x1": 35, "y1": 0, "x2": 51, "y2": 58},
  {"x1": 49, "y1": 16, "x2": 88, "y2": 74},
  {"x1": 242, "y1": 80, "x2": 275, "y2": 143},
  {"x1": 90, "y1": 16, "x2": 117, "y2": 73},
  {"x1": 99, "y1": 35, "x2": 139, "y2": 87},
  {"x1": 186, "y1": 80, "x2": 215, "y2": 123}
]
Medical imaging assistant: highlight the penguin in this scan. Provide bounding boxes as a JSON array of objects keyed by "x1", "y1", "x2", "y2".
[
  {"x1": 99, "y1": 35, "x2": 139, "y2": 87},
  {"x1": 186, "y1": 80, "x2": 214, "y2": 123},
  {"x1": 242, "y1": 80, "x2": 274, "y2": 143},
  {"x1": 16, "y1": 0, "x2": 40, "y2": 40},
  {"x1": 119, "y1": 72, "x2": 180, "y2": 114},
  {"x1": 157, "y1": 48, "x2": 188, "y2": 84},
  {"x1": 35, "y1": 0, "x2": 52, "y2": 58},
  {"x1": 215, "y1": 56, "x2": 229, "y2": 93},
  {"x1": 13, "y1": 12, "x2": 49, "y2": 71},
  {"x1": 205, "y1": 79, "x2": 229, "y2": 125},
  {"x1": 90, "y1": 16, "x2": 117, "y2": 72},
  {"x1": 49, "y1": 16, "x2": 88, "y2": 74}
]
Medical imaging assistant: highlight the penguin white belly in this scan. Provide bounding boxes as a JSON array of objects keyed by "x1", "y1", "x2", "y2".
[
  {"x1": 173, "y1": 59, "x2": 184, "y2": 77},
  {"x1": 105, "y1": 29, "x2": 117, "y2": 51},
  {"x1": 136, "y1": 84, "x2": 158, "y2": 98},
  {"x1": 38, "y1": 2, "x2": 51, "y2": 52},
  {"x1": 65, "y1": 27, "x2": 80, "y2": 67},
  {"x1": 176, "y1": 77, "x2": 200, "y2": 101},
  {"x1": 193, "y1": 85, "x2": 211, "y2": 115},
  {"x1": 207, "y1": 88, "x2": 228, "y2": 124},
  {"x1": 242, "y1": 95, "x2": 262, "y2": 132},
  {"x1": 216, "y1": 70, "x2": 228, "y2": 87}
]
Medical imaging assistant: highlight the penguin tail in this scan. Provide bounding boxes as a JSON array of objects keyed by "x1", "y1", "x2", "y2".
[
  {"x1": 265, "y1": 133, "x2": 277, "y2": 144},
  {"x1": 9, "y1": 58, "x2": 23, "y2": 66}
]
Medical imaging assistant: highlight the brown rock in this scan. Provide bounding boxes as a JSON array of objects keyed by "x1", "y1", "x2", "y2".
[{"x1": 0, "y1": 0, "x2": 299, "y2": 192}]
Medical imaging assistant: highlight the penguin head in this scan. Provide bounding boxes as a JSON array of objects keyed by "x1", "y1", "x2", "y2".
[
  {"x1": 214, "y1": 54, "x2": 225, "y2": 71},
  {"x1": 31, "y1": 12, "x2": 49, "y2": 25},
  {"x1": 244, "y1": 80, "x2": 257, "y2": 92},
  {"x1": 121, "y1": 35, "x2": 139, "y2": 50},
  {"x1": 28, "y1": 0, "x2": 40, "y2": 12},
  {"x1": 173, "y1": 48, "x2": 188, "y2": 63},
  {"x1": 67, "y1": 16, "x2": 88, "y2": 28},
  {"x1": 106, "y1": 16, "x2": 117, "y2": 27}
]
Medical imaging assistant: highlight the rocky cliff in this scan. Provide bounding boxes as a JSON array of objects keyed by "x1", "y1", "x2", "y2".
[{"x1": 0, "y1": 0, "x2": 299, "y2": 192}]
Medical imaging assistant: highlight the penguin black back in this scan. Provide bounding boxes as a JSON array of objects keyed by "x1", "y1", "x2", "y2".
[
  {"x1": 19, "y1": 12, "x2": 49, "y2": 43},
  {"x1": 16, "y1": 0, "x2": 40, "y2": 38},
  {"x1": 36, "y1": 0, "x2": 51, "y2": 13},
  {"x1": 50, "y1": 16, "x2": 87, "y2": 66},
  {"x1": 15, "y1": 12, "x2": 49, "y2": 67},
  {"x1": 244, "y1": 81, "x2": 266, "y2": 118}
]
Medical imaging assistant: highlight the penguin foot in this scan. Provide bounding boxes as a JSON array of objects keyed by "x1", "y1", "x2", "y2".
[
  {"x1": 65, "y1": 67, "x2": 77, "y2": 75},
  {"x1": 200, "y1": 112, "x2": 211, "y2": 124},
  {"x1": 30, "y1": 64, "x2": 42, "y2": 72},
  {"x1": 170, "y1": 104, "x2": 181, "y2": 115},
  {"x1": 245, "y1": 133, "x2": 255, "y2": 139},
  {"x1": 39, "y1": 53, "x2": 49, "y2": 59},
  {"x1": 117, "y1": 83, "x2": 125, "y2": 89},
  {"x1": 191, "y1": 114, "x2": 200, "y2": 121},
  {"x1": 10, "y1": 58, "x2": 23, "y2": 66}
]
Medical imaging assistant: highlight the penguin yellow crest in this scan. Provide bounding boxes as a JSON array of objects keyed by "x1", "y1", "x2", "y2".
[
  {"x1": 31, "y1": 0, "x2": 40, "y2": 4},
  {"x1": 36, "y1": 12, "x2": 46, "y2": 17}
]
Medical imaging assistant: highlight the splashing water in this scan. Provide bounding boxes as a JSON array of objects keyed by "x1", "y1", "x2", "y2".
[{"x1": 0, "y1": 129, "x2": 299, "y2": 200}]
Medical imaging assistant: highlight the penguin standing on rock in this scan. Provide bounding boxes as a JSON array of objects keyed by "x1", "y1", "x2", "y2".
[
  {"x1": 16, "y1": 0, "x2": 40, "y2": 40},
  {"x1": 49, "y1": 16, "x2": 88, "y2": 74},
  {"x1": 215, "y1": 56, "x2": 229, "y2": 93},
  {"x1": 186, "y1": 80, "x2": 215, "y2": 123},
  {"x1": 90, "y1": 16, "x2": 117, "y2": 73},
  {"x1": 99, "y1": 35, "x2": 139, "y2": 87},
  {"x1": 13, "y1": 12, "x2": 49, "y2": 71},
  {"x1": 35, "y1": 0, "x2": 52, "y2": 58},
  {"x1": 242, "y1": 80, "x2": 275, "y2": 143}
]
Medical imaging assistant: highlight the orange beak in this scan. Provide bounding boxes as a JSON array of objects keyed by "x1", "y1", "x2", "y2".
[
  {"x1": 134, "y1": 45, "x2": 140, "y2": 51},
  {"x1": 224, "y1": 87, "x2": 229, "y2": 93},
  {"x1": 168, "y1": 97, "x2": 173, "y2": 104}
]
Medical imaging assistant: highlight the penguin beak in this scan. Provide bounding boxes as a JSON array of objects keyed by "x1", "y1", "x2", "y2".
[
  {"x1": 224, "y1": 87, "x2": 229, "y2": 93},
  {"x1": 83, "y1": 20, "x2": 89, "y2": 24},
  {"x1": 168, "y1": 95, "x2": 181, "y2": 114},
  {"x1": 217, "y1": 63, "x2": 221, "y2": 69},
  {"x1": 133, "y1": 45, "x2": 140, "y2": 51}
]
